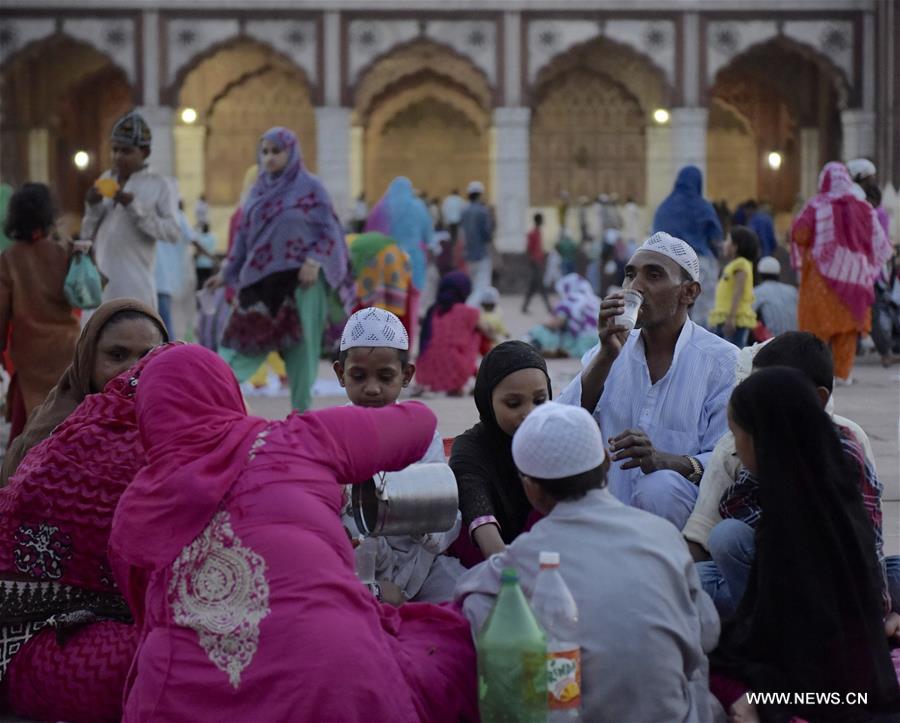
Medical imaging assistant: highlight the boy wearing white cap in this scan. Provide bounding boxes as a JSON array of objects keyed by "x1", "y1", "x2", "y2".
[
  {"x1": 455, "y1": 402, "x2": 720, "y2": 722},
  {"x1": 752, "y1": 256, "x2": 798, "y2": 337},
  {"x1": 557, "y1": 232, "x2": 738, "y2": 530},
  {"x1": 460, "y1": 180, "x2": 493, "y2": 304},
  {"x1": 334, "y1": 307, "x2": 463, "y2": 603}
]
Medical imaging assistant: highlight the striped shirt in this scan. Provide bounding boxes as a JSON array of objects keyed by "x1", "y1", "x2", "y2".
[
  {"x1": 751, "y1": 280, "x2": 798, "y2": 337},
  {"x1": 558, "y1": 320, "x2": 738, "y2": 503}
]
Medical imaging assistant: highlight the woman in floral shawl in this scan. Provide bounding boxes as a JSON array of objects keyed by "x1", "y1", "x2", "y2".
[{"x1": 213, "y1": 127, "x2": 354, "y2": 411}]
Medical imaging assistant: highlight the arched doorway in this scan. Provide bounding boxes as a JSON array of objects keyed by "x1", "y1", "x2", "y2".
[
  {"x1": 707, "y1": 38, "x2": 846, "y2": 215},
  {"x1": 353, "y1": 40, "x2": 491, "y2": 204},
  {"x1": 528, "y1": 38, "x2": 670, "y2": 207},
  {"x1": 174, "y1": 39, "x2": 317, "y2": 229},
  {"x1": 1, "y1": 35, "x2": 134, "y2": 217}
]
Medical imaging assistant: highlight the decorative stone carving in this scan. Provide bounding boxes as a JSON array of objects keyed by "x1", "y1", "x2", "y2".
[
  {"x1": 245, "y1": 20, "x2": 318, "y2": 84},
  {"x1": 0, "y1": 18, "x2": 55, "y2": 65},
  {"x1": 348, "y1": 20, "x2": 419, "y2": 85},
  {"x1": 166, "y1": 18, "x2": 240, "y2": 86},
  {"x1": 707, "y1": 19, "x2": 854, "y2": 90},
  {"x1": 348, "y1": 19, "x2": 497, "y2": 89},
  {"x1": 528, "y1": 18, "x2": 673, "y2": 88},
  {"x1": 425, "y1": 20, "x2": 497, "y2": 85},
  {"x1": 783, "y1": 20, "x2": 853, "y2": 85},
  {"x1": 63, "y1": 18, "x2": 137, "y2": 83}
]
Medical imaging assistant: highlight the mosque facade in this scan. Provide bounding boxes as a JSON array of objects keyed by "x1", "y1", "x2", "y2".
[{"x1": 1, "y1": 0, "x2": 897, "y2": 249}]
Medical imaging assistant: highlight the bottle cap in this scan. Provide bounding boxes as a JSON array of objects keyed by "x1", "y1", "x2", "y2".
[
  {"x1": 500, "y1": 567, "x2": 519, "y2": 584},
  {"x1": 539, "y1": 551, "x2": 560, "y2": 567}
]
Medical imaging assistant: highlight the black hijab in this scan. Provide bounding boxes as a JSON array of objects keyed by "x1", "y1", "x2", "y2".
[
  {"x1": 712, "y1": 367, "x2": 899, "y2": 720},
  {"x1": 450, "y1": 341, "x2": 551, "y2": 542}
]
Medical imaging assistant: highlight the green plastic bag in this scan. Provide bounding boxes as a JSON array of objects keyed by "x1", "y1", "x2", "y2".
[{"x1": 64, "y1": 253, "x2": 103, "y2": 309}]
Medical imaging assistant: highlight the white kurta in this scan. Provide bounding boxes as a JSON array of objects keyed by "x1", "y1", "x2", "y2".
[
  {"x1": 81, "y1": 168, "x2": 181, "y2": 308},
  {"x1": 455, "y1": 488, "x2": 722, "y2": 723}
]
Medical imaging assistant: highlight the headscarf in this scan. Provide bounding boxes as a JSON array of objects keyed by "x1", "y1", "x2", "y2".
[
  {"x1": 712, "y1": 368, "x2": 899, "y2": 717},
  {"x1": 110, "y1": 110, "x2": 152, "y2": 149},
  {"x1": 0, "y1": 344, "x2": 173, "y2": 596},
  {"x1": 652, "y1": 166, "x2": 723, "y2": 257},
  {"x1": 790, "y1": 161, "x2": 892, "y2": 325},
  {"x1": 450, "y1": 341, "x2": 552, "y2": 542},
  {"x1": 365, "y1": 177, "x2": 434, "y2": 290},
  {"x1": 110, "y1": 345, "x2": 268, "y2": 571},
  {"x1": 222, "y1": 127, "x2": 354, "y2": 311},
  {"x1": 419, "y1": 271, "x2": 471, "y2": 354},
  {"x1": 553, "y1": 273, "x2": 599, "y2": 335},
  {"x1": 1, "y1": 299, "x2": 167, "y2": 484}
]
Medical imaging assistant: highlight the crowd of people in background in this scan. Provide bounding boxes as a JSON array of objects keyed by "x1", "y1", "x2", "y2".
[{"x1": 0, "y1": 109, "x2": 898, "y2": 722}]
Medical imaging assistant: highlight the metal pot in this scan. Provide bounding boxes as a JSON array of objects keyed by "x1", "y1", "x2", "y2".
[{"x1": 351, "y1": 463, "x2": 459, "y2": 537}]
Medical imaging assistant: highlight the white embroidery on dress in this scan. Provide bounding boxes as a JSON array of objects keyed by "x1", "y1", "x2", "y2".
[
  {"x1": 247, "y1": 427, "x2": 271, "y2": 461},
  {"x1": 168, "y1": 509, "x2": 270, "y2": 689}
]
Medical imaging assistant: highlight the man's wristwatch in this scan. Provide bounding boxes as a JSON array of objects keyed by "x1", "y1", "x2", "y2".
[
  {"x1": 368, "y1": 582, "x2": 383, "y2": 602},
  {"x1": 685, "y1": 456, "x2": 703, "y2": 484}
]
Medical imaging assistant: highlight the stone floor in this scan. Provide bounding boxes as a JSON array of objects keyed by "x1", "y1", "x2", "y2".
[{"x1": 245, "y1": 292, "x2": 900, "y2": 556}]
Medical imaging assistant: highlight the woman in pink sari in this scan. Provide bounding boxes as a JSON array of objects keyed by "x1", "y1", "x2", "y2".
[{"x1": 109, "y1": 344, "x2": 476, "y2": 722}]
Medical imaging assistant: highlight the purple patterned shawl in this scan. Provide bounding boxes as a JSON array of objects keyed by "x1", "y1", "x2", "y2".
[{"x1": 223, "y1": 127, "x2": 354, "y2": 310}]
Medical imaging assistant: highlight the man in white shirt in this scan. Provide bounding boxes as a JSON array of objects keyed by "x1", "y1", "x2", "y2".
[
  {"x1": 441, "y1": 189, "x2": 465, "y2": 244},
  {"x1": 82, "y1": 111, "x2": 181, "y2": 309},
  {"x1": 456, "y1": 402, "x2": 721, "y2": 723},
  {"x1": 558, "y1": 232, "x2": 738, "y2": 529},
  {"x1": 752, "y1": 256, "x2": 798, "y2": 337}
]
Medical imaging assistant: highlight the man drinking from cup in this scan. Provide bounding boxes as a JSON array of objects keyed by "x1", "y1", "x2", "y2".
[{"x1": 558, "y1": 232, "x2": 739, "y2": 528}]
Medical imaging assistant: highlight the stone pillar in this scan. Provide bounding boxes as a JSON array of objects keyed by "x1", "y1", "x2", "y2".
[
  {"x1": 645, "y1": 125, "x2": 673, "y2": 217},
  {"x1": 503, "y1": 12, "x2": 522, "y2": 107},
  {"x1": 316, "y1": 106, "x2": 352, "y2": 222},
  {"x1": 350, "y1": 124, "x2": 365, "y2": 201},
  {"x1": 492, "y1": 107, "x2": 530, "y2": 253},
  {"x1": 174, "y1": 124, "x2": 206, "y2": 219},
  {"x1": 841, "y1": 109, "x2": 876, "y2": 161},
  {"x1": 137, "y1": 105, "x2": 176, "y2": 178},
  {"x1": 670, "y1": 107, "x2": 709, "y2": 183},
  {"x1": 27, "y1": 128, "x2": 50, "y2": 183},
  {"x1": 799, "y1": 127, "x2": 819, "y2": 201}
]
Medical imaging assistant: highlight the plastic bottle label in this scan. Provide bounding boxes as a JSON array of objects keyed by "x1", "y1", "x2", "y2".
[{"x1": 546, "y1": 647, "x2": 581, "y2": 710}]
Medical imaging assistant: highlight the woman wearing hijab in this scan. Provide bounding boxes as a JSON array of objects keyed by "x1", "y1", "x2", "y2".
[
  {"x1": 712, "y1": 367, "x2": 900, "y2": 721},
  {"x1": 0, "y1": 341, "x2": 170, "y2": 723},
  {"x1": 525, "y1": 272, "x2": 600, "y2": 358},
  {"x1": 415, "y1": 271, "x2": 483, "y2": 395},
  {"x1": 210, "y1": 127, "x2": 355, "y2": 412},
  {"x1": 2, "y1": 298, "x2": 168, "y2": 483},
  {"x1": 449, "y1": 341, "x2": 552, "y2": 566},
  {"x1": 653, "y1": 166, "x2": 724, "y2": 329},
  {"x1": 366, "y1": 177, "x2": 434, "y2": 347},
  {"x1": 108, "y1": 345, "x2": 476, "y2": 722},
  {"x1": 791, "y1": 161, "x2": 893, "y2": 383}
]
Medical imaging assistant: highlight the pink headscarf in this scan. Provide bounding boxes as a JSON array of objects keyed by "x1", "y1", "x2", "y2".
[
  {"x1": 110, "y1": 345, "x2": 268, "y2": 571},
  {"x1": 791, "y1": 161, "x2": 892, "y2": 324}
]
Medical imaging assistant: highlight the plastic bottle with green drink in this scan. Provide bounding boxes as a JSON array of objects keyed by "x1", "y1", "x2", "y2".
[{"x1": 476, "y1": 567, "x2": 548, "y2": 723}]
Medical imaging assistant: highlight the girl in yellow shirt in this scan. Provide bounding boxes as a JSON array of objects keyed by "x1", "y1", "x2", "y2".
[{"x1": 708, "y1": 226, "x2": 759, "y2": 347}]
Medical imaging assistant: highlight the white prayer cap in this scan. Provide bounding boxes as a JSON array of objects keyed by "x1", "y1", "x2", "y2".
[
  {"x1": 467, "y1": 180, "x2": 484, "y2": 195},
  {"x1": 757, "y1": 256, "x2": 781, "y2": 275},
  {"x1": 479, "y1": 286, "x2": 500, "y2": 305},
  {"x1": 637, "y1": 232, "x2": 701, "y2": 283},
  {"x1": 847, "y1": 158, "x2": 876, "y2": 181},
  {"x1": 340, "y1": 307, "x2": 409, "y2": 351},
  {"x1": 512, "y1": 402, "x2": 605, "y2": 480}
]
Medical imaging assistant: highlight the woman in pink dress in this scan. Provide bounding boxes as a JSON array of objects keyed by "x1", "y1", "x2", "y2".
[
  {"x1": 416, "y1": 271, "x2": 484, "y2": 394},
  {"x1": 109, "y1": 344, "x2": 477, "y2": 722}
]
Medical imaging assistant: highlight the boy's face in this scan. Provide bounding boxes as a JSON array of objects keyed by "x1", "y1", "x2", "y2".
[
  {"x1": 333, "y1": 347, "x2": 414, "y2": 407},
  {"x1": 112, "y1": 142, "x2": 148, "y2": 179}
]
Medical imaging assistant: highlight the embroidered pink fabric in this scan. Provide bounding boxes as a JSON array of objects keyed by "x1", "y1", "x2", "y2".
[{"x1": 790, "y1": 162, "x2": 892, "y2": 324}]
